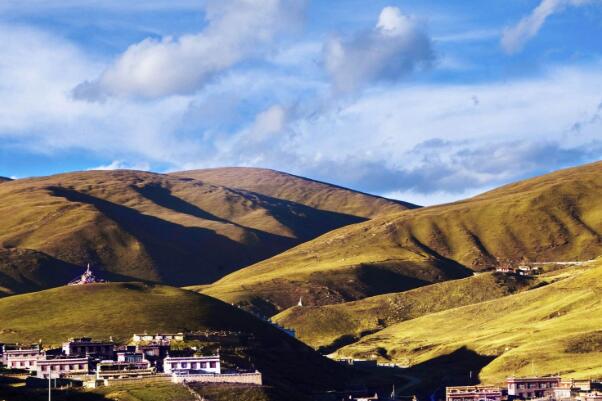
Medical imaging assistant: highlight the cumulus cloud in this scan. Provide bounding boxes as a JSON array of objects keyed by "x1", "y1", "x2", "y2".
[
  {"x1": 73, "y1": 0, "x2": 305, "y2": 99},
  {"x1": 501, "y1": 0, "x2": 593, "y2": 54},
  {"x1": 324, "y1": 6, "x2": 433, "y2": 93}
]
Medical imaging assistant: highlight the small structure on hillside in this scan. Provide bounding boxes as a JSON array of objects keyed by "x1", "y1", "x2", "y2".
[{"x1": 68, "y1": 264, "x2": 105, "y2": 285}]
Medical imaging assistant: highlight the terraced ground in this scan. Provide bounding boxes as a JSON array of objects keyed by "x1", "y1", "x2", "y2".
[
  {"x1": 0, "y1": 168, "x2": 409, "y2": 294},
  {"x1": 201, "y1": 161, "x2": 602, "y2": 315}
]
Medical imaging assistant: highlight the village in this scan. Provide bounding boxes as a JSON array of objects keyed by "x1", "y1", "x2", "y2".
[
  {"x1": 0, "y1": 333, "x2": 263, "y2": 389},
  {"x1": 446, "y1": 377, "x2": 602, "y2": 401}
]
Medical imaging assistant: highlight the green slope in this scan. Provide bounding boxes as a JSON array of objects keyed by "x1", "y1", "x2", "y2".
[
  {"x1": 0, "y1": 169, "x2": 404, "y2": 293},
  {"x1": 171, "y1": 167, "x2": 418, "y2": 219},
  {"x1": 202, "y1": 161, "x2": 602, "y2": 314},
  {"x1": 334, "y1": 259, "x2": 602, "y2": 384},
  {"x1": 0, "y1": 282, "x2": 351, "y2": 397},
  {"x1": 272, "y1": 272, "x2": 536, "y2": 351}
]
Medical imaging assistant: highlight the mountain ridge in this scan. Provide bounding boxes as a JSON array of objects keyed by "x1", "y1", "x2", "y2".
[
  {"x1": 201, "y1": 161, "x2": 602, "y2": 314},
  {"x1": 0, "y1": 168, "x2": 408, "y2": 295}
]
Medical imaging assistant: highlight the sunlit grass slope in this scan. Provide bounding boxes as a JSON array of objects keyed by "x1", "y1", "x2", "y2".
[
  {"x1": 0, "y1": 282, "x2": 351, "y2": 396},
  {"x1": 172, "y1": 167, "x2": 418, "y2": 219},
  {"x1": 335, "y1": 259, "x2": 602, "y2": 384},
  {"x1": 202, "y1": 161, "x2": 602, "y2": 314},
  {"x1": 272, "y1": 272, "x2": 536, "y2": 350},
  {"x1": 0, "y1": 169, "x2": 403, "y2": 292}
]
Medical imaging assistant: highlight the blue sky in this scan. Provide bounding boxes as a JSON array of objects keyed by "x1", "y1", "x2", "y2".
[{"x1": 0, "y1": 0, "x2": 601, "y2": 205}]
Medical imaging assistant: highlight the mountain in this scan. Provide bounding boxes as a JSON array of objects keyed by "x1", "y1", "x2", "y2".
[
  {"x1": 0, "y1": 282, "x2": 354, "y2": 398},
  {"x1": 272, "y1": 271, "x2": 537, "y2": 351},
  {"x1": 201, "y1": 161, "x2": 602, "y2": 314},
  {"x1": 0, "y1": 169, "x2": 406, "y2": 293},
  {"x1": 333, "y1": 259, "x2": 602, "y2": 386},
  {"x1": 171, "y1": 167, "x2": 418, "y2": 218},
  {"x1": 0, "y1": 176, "x2": 12, "y2": 183}
]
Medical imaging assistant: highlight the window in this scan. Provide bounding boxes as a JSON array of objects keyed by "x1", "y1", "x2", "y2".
[
  {"x1": 201, "y1": 362, "x2": 207, "y2": 368},
  {"x1": 210, "y1": 361, "x2": 217, "y2": 368},
  {"x1": 182, "y1": 362, "x2": 188, "y2": 368}
]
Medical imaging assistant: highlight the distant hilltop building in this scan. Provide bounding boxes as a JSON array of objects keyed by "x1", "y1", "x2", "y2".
[{"x1": 68, "y1": 264, "x2": 105, "y2": 286}]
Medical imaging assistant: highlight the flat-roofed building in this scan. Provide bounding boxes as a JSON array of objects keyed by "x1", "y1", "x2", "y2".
[
  {"x1": 446, "y1": 385, "x2": 503, "y2": 401},
  {"x1": 164, "y1": 355, "x2": 220, "y2": 375},
  {"x1": 96, "y1": 358, "x2": 154, "y2": 380},
  {"x1": 507, "y1": 377, "x2": 561, "y2": 399},
  {"x1": 2, "y1": 347, "x2": 45, "y2": 370},
  {"x1": 62, "y1": 338, "x2": 115, "y2": 359},
  {"x1": 35, "y1": 356, "x2": 89, "y2": 379}
]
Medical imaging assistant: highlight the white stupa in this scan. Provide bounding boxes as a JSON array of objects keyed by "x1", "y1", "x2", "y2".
[{"x1": 68, "y1": 264, "x2": 105, "y2": 285}]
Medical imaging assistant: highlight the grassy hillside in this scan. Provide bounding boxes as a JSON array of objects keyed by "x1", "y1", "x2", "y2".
[
  {"x1": 0, "y1": 282, "x2": 353, "y2": 397},
  {"x1": 202, "y1": 161, "x2": 602, "y2": 314},
  {"x1": 0, "y1": 169, "x2": 402, "y2": 292},
  {"x1": 334, "y1": 259, "x2": 602, "y2": 384},
  {"x1": 171, "y1": 167, "x2": 417, "y2": 218},
  {"x1": 272, "y1": 272, "x2": 536, "y2": 351}
]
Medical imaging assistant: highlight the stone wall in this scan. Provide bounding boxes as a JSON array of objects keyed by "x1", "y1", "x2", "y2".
[{"x1": 171, "y1": 372, "x2": 263, "y2": 386}]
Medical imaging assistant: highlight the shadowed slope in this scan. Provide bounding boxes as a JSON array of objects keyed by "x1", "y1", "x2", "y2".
[
  {"x1": 0, "y1": 169, "x2": 398, "y2": 291},
  {"x1": 172, "y1": 167, "x2": 418, "y2": 218},
  {"x1": 202, "y1": 161, "x2": 602, "y2": 314},
  {"x1": 334, "y1": 259, "x2": 602, "y2": 384},
  {"x1": 272, "y1": 272, "x2": 536, "y2": 351},
  {"x1": 0, "y1": 177, "x2": 11, "y2": 183}
]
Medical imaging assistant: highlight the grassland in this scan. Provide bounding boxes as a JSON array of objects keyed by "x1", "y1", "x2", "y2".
[
  {"x1": 334, "y1": 259, "x2": 602, "y2": 384},
  {"x1": 0, "y1": 377, "x2": 195, "y2": 401},
  {"x1": 172, "y1": 167, "x2": 417, "y2": 219},
  {"x1": 0, "y1": 169, "x2": 405, "y2": 294},
  {"x1": 202, "y1": 161, "x2": 602, "y2": 314},
  {"x1": 0, "y1": 282, "x2": 354, "y2": 396},
  {"x1": 272, "y1": 272, "x2": 537, "y2": 350}
]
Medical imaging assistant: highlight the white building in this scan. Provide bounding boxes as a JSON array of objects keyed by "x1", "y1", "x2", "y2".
[
  {"x1": 163, "y1": 355, "x2": 220, "y2": 375},
  {"x1": 131, "y1": 333, "x2": 184, "y2": 344},
  {"x1": 2, "y1": 348, "x2": 45, "y2": 370},
  {"x1": 35, "y1": 357, "x2": 89, "y2": 379}
]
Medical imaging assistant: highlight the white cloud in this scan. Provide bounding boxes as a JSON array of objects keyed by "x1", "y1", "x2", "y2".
[
  {"x1": 501, "y1": 0, "x2": 594, "y2": 54},
  {"x1": 202, "y1": 63, "x2": 602, "y2": 197},
  {"x1": 89, "y1": 160, "x2": 151, "y2": 171},
  {"x1": 324, "y1": 6, "x2": 433, "y2": 93},
  {"x1": 73, "y1": 0, "x2": 305, "y2": 99}
]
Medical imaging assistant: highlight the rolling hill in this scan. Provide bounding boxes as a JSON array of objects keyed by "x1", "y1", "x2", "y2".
[
  {"x1": 0, "y1": 177, "x2": 11, "y2": 183},
  {"x1": 0, "y1": 282, "x2": 353, "y2": 398},
  {"x1": 201, "y1": 161, "x2": 602, "y2": 314},
  {"x1": 0, "y1": 169, "x2": 406, "y2": 294},
  {"x1": 333, "y1": 259, "x2": 602, "y2": 385},
  {"x1": 272, "y1": 272, "x2": 537, "y2": 351},
  {"x1": 171, "y1": 167, "x2": 418, "y2": 218}
]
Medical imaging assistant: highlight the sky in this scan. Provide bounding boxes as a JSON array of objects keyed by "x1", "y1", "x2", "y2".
[{"x1": 0, "y1": 0, "x2": 601, "y2": 205}]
